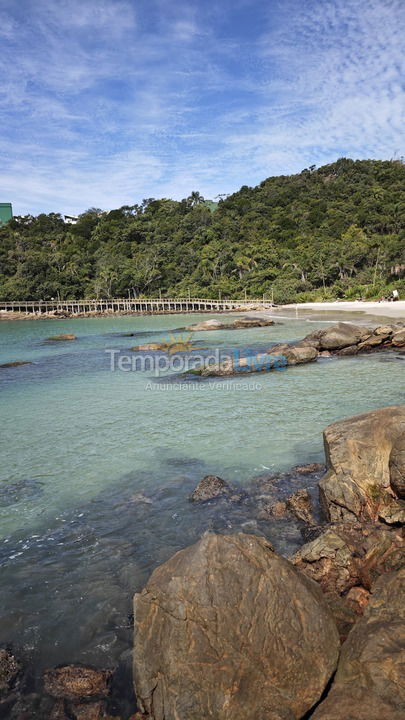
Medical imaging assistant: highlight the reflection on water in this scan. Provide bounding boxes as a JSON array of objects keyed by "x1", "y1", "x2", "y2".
[{"x1": 0, "y1": 312, "x2": 404, "y2": 696}]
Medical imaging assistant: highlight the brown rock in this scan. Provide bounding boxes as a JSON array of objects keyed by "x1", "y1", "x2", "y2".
[
  {"x1": 257, "y1": 500, "x2": 287, "y2": 519},
  {"x1": 292, "y1": 463, "x2": 325, "y2": 474},
  {"x1": 320, "y1": 405, "x2": 405, "y2": 523},
  {"x1": 373, "y1": 326, "x2": 394, "y2": 338},
  {"x1": 268, "y1": 342, "x2": 290, "y2": 354},
  {"x1": 50, "y1": 699, "x2": 69, "y2": 719},
  {"x1": 189, "y1": 475, "x2": 231, "y2": 502},
  {"x1": 0, "y1": 649, "x2": 20, "y2": 695},
  {"x1": 0, "y1": 360, "x2": 33, "y2": 368},
  {"x1": 336, "y1": 344, "x2": 358, "y2": 356},
  {"x1": 346, "y1": 586, "x2": 370, "y2": 614},
  {"x1": 292, "y1": 522, "x2": 404, "y2": 596},
  {"x1": 43, "y1": 666, "x2": 111, "y2": 701},
  {"x1": 318, "y1": 350, "x2": 333, "y2": 357},
  {"x1": 133, "y1": 532, "x2": 340, "y2": 720},
  {"x1": 46, "y1": 334, "x2": 76, "y2": 341},
  {"x1": 187, "y1": 319, "x2": 226, "y2": 331},
  {"x1": 302, "y1": 323, "x2": 371, "y2": 351},
  {"x1": 312, "y1": 568, "x2": 405, "y2": 719},
  {"x1": 282, "y1": 345, "x2": 318, "y2": 365},
  {"x1": 231, "y1": 316, "x2": 274, "y2": 328},
  {"x1": 71, "y1": 700, "x2": 105, "y2": 719},
  {"x1": 392, "y1": 328, "x2": 405, "y2": 346},
  {"x1": 323, "y1": 591, "x2": 357, "y2": 643},
  {"x1": 390, "y1": 432, "x2": 405, "y2": 498},
  {"x1": 287, "y1": 489, "x2": 315, "y2": 524},
  {"x1": 131, "y1": 343, "x2": 168, "y2": 351},
  {"x1": 357, "y1": 334, "x2": 385, "y2": 350}
]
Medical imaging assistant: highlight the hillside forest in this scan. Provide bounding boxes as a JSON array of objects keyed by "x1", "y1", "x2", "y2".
[{"x1": 1, "y1": 158, "x2": 404, "y2": 304}]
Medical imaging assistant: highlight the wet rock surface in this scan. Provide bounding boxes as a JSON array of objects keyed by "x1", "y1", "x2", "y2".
[
  {"x1": 189, "y1": 475, "x2": 232, "y2": 502},
  {"x1": 133, "y1": 532, "x2": 340, "y2": 720},
  {"x1": 0, "y1": 360, "x2": 33, "y2": 368},
  {"x1": 0, "y1": 648, "x2": 20, "y2": 695},
  {"x1": 43, "y1": 665, "x2": 111, "y2": 701}
]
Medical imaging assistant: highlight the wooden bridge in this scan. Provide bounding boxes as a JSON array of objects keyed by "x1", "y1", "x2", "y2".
[{"x1": 0, "y1": 297, "x2": 274, "y2": 316}]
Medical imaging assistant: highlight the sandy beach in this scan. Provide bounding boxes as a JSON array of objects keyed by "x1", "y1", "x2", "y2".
[{"x1": 282, "y1": 300, "x2": 405, "y2": 321}]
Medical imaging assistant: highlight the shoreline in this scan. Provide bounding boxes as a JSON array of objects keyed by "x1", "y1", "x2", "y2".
[
  {"x1": 281, "y1": 299, "x2": 405, "y2": 320},
  {"x1": 1, "y1": 299, "x2": 405, "y2": 322}
]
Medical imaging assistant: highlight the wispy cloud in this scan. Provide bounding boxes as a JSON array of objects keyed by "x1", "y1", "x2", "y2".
[{"x1": 0, "y1": 0, "x2": 403, "y2": 214}]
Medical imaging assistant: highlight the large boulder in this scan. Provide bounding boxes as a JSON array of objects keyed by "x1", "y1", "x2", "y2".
[
  {"x1": 312, "y1": 568, "x2": 405, "y2": 719},
  {"x1": 301, "y1": 323, "x2": 371, "y2": 351},
  {"x1": 133, "y1": 533, "x2": 340, "y2": 720},
  {"x1": 319, "y1": 406, "x2": 405, "y2": 523}
]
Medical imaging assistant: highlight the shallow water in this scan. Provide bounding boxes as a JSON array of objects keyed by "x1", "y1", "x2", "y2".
[{"x1": 0, "y1": 313, "x2": 404, "y2": 691}]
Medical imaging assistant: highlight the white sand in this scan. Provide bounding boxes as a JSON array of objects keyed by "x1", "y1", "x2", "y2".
[{"x1": 282, "y1": 300, "x2": 405, "y2": 320}]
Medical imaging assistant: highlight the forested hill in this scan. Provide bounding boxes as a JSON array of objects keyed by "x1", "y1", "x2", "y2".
[{"x1": 1, "y1": 158, "x2": 404, "y2": 303}]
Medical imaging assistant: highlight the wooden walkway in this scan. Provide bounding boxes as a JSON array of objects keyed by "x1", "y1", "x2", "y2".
[{"x1": 0, "y1": 298, "x2": 273, "y2": 315}]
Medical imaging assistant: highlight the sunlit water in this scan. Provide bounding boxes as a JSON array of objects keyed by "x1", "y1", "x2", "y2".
[{"x1": 0, "y1": 311, "x2": 404, "y2": 689}]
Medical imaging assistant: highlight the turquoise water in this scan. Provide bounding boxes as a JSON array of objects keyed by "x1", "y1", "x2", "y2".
[{"x1": 0, "y1": 312, "x2": 404, "y2": 682}]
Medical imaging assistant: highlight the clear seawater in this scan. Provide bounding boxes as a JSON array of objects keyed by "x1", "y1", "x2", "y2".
[{"x1": 0, "y1": 311, "x2": 404, "y2": 680}]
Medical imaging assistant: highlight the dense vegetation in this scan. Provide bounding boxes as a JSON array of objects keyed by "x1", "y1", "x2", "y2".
[{"x1": 1, "y1": 158, "x2": 404, "y2": 304}]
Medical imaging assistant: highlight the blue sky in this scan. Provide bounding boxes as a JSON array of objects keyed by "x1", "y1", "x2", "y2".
[{"x1": 0, "y1": 0, "x2": 404, "y2": 215}]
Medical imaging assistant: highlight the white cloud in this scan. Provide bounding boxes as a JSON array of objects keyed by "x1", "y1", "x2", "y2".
[{"x1": 0, "y1": 0, "x2": 403, "y2": 214}]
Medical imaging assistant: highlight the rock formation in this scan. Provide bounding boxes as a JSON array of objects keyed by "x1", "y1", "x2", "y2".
[
  {"x1": 319, "y1": 405, "x2": 405, "y2": 523},
  {"x1": 133, "y1": 533, "x2": 339, "y2": 720},
  {"x1": 312, "y1": 568, "x2": 405, "y2": 719}
]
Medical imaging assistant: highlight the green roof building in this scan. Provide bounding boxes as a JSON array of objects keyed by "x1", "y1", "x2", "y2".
[{"x1": 0, "y1": 203, "x2": 12, "y2": 225}]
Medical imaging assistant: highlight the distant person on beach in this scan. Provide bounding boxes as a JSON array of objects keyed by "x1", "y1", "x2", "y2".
[{"x1": 390, "y1": 289, "x2": 399, "y2": 301}]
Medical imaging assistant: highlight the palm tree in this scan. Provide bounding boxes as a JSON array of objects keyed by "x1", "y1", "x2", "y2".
[{"x1": 187, "y1": 191, "x2": 205, "y2": 207}]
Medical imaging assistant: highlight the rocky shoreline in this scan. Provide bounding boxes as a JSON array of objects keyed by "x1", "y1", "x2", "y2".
[
  {"x1": 190, "y1": 321, "x2": 405, "y2": 376},
  {"x1": 1, "y1": 405, "x2": 404, "y2": 719}
]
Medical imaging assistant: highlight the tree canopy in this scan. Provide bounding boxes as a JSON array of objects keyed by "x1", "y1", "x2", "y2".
[{"x1": 1, "y1": 159, "x2": 404, "y2": 303}]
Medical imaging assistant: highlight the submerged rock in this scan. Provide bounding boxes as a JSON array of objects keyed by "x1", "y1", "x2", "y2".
[
  {"x1": 320, "y1": 405, "x2": 405, "y2": 523},
  {"x1": 133, "y1": 532, "x2": 339, "y2": 720},
  {"x1": 292, "y1": 463, "x2": 325, "y2": 474},
  {"x1": 0, "y1": 360, "x2": 32, "y2": 368},
  {"x1": 257, "y1": 500, "x2": 288, "y2": 519},
  {"x1": 189, "y1": 475, "x2": 231, "y2": 502},
  {"x1": 131, "y1": 343, "x2": 167, "y2": 351},
  {"x1": 46, "y1": 334, "x2": 76, "y2": 341},
  {"x1": 312, "y1": 568, "x2": 405, "y2": 719},
  {"x1": 0, "y1": 649, "x2": 20, "y2": 696},
  {"x1": 43, "y1": 665, "x2": 111, "y2": 701}
]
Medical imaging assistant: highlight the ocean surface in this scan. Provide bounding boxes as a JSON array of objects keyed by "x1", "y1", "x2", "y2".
[{"x1": 0, "y1": 311, "x2": 404, "y2": 685}]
